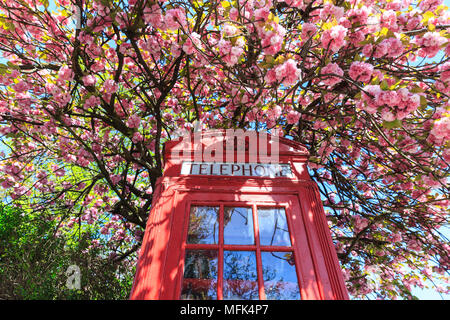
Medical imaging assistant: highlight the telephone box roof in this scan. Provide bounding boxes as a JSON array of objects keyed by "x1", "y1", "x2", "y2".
[{"x1": 164, "y1": 129, "x2": 310, "y2": 163}]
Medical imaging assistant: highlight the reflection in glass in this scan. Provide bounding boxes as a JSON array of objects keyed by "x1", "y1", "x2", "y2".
[
  {"x1": 261, "y1": 252, "x2": 300, "y2": 300},
  {"x1": 223, "y1": 251, "x2": 259, "y2": 300},
  {"x1": 181, "y1": 250, "x2": 218, "y2": 300},
  {"x1": 258, "y1": 208, "x2": 291, "y2": 246},
  {"x1": 187, "y1": 206, "x2": 219, "y2": 244},
  {"x1": 224, "y1": 207, "x2": 254, "y2": 245}
]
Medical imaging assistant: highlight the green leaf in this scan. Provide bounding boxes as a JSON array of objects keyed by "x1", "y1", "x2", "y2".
[
  {"x1": 382, "y1": 119, "x2": 402, "y2": 129},
  {"x1": 309, "y1": 156, "x2": 321, "y2": 163},
  {"x1": 420, "y1": 95, "x2": 428, "y2": 107},
  {"x1": 410, "y1": 86, "x2": 425, "y2": 93},
  {"x1": 380, "y1": 80, "x2": 389, "y2": 91},
  {"x1": 0, "y1": 63, "x2": 7, "y2": 75},
  {"x1": 422, "y1": 11, "x2": 435, "y2": 24}
]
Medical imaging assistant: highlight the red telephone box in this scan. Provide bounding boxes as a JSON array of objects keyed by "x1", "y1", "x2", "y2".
[{"x1": 129, "y1": 130, "x2": 348, "y2": 300}]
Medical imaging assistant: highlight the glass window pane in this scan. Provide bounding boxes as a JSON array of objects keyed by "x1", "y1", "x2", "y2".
[
  {"x1": 224, "y1": 207, "x2": 254, "y2": 245},
  {"x1": 223, "y1": 251, "x2": 259, "y2": 300},
  {"x1": 258, "y1": 207, "x2": 291, "y2": 246},
  {"x1": 261, "y1": 252, "x2": 301, "y2": 300},
  {"x1": 187, "y1": 206, "x2": 219, "y2": 244},
  {"x1": 181, "y1": 250, "x2": 218, "y2": 300}
]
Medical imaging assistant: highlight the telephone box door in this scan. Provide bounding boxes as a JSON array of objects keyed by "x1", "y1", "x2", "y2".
[{"x1": 159, "y1": 192, "x2": 326, "y2": 300}]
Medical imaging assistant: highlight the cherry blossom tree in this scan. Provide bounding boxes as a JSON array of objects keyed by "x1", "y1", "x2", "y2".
[{"x1": 0, "y1": 0, "x2": 449, "y2": 299}]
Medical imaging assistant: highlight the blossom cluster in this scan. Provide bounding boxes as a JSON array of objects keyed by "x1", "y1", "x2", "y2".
[{"x1": 359, "y1": 85, "x2": 421, "y2": 121}]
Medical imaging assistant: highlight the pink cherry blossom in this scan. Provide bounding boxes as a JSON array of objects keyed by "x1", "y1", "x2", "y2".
[
  {"x1": 132, "y1": 131, "x2": 144, "y2": 143},
  {"x1": 286, "y1": 110, "x2": 300, "y2": 124},
  {"x1": 438, "y1": 61, "x2": 450, "y2": 83},
  {"x1": 218, "y1": 38, "x2": 231, "y2": 56},
  {"x1": 419, "y1": 0, "x2": 443, "y2": 11},
  {"x1": 381, "y1": 10, "x2": 398, "y2": 31},
  {"x1": 274, "y1": 59, "x2": 301, "y2": 86},
  {"x1": 415, "y1": 32, "x2": 447, "y2": 58},
  {"x1": 143, "y1": 4, "x2": 163, "y2": 28},
  {"x1": 319, "y1": 3, "x2": 344, "y2": 21},
  {"x1": 379, "y1": 90, "x2": 400, "y2": 107},
  {"x1": 362, "y1": 43, "x2": 374, "y2": 57},
  {"x1": 321, "y1": 63, "x2": 344, "y2": 86},
  {"x1": 13, "y1": 80, "x2": 29, "y2": 93},
  {"x1": 353, "y1": 215, "x2": 369, "y2": 233},
  {"x1": 85, "y1": 95, "x2": 101, "y2": 108},
  {"x1": 347, "y1": 6, "x2": 370, "y2": 25},
  {"x1": 58, "y1": 65, "x2": 74, "y2": 81},
  {"x1": 83, "y1": 75, "x2": 97, "y2": 86},
  {"x1": 110, "y1": 174, "x2": 121, "y2": 185},
  {"x1": 384, "y1": 37, "x2": 404, "y2": 58},
  {"x1": 264, "y1": 68, "x2": 277, "y2": 84},
  {"x1": 126, "y1": 114, "x2": 141, "y2": 129},
  {"x1": 265, "y1": 59, "x2": 301, "y2": 86},
  {"x1": 103, "y1": 79, "x2": 118, "y2": 93},
  {"x1": 349, "y1": 61, "x2": 374, "y2": 82},
  {"x1": 229, "y1": 7, "x2": 239, "y2": 20},
  {"x1": 381, "y1": 108, "x2": 396, "y2": 121},
  {"x1": 260, "y1": 23, "x2": 286, "y2": 55},
  {"x1": 223, "y1": 24, "x2": 238, "y2": 37},
  {"x1": 348, "y1": 30, "x2": 366, "y2": 46},
  {"x1": 255, "y1": 7, "x2": 270, "y2": 21},
  {"x1": 301, "y1": 23, "x2": 317, "y2": 40},
  {"x1": 321, "y1": 25, "x2": 348, "y2": 52},
  {"x1": 430, "y1": 116, "x2": 450, "y2": 145},
  {"x1": 164, "y1": 8, "x2": 187, "y2": 30},
  {"x1": 374, "y1": 40, "x2": 389, "y2": 58},
  {"x1": 182, "y1": 32, "x2": 202, "y2": 55}
]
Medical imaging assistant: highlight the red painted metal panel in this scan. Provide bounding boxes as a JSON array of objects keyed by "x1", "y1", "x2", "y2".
[{"x1": 130, "y1": 185, "x2": 176, "y2": 299}]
